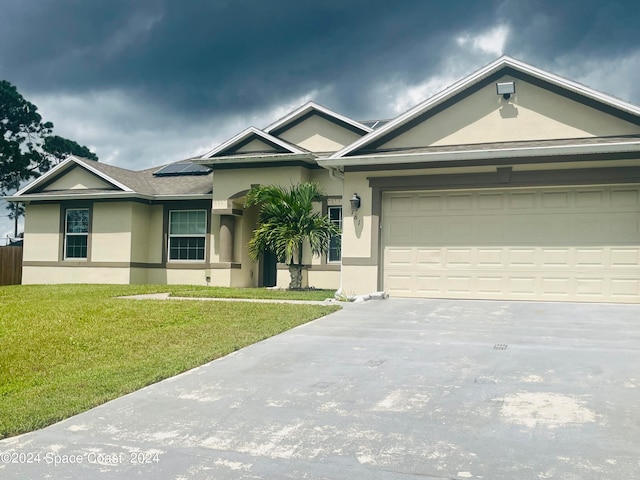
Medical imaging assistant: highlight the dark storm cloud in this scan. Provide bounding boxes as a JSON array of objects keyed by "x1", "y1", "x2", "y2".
[{"x1": 0, "y1": 0, "x2": 501, "y2": 119}]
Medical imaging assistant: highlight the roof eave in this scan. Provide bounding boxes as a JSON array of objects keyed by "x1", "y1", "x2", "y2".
[
  {"x1": 317, "y1": 141, "x2": 640, "y2": 169},
  {"x1": 4, "y1": 192, "x2": 213, "y2": 202},
  {"x1": 194, "y1": 152, "x2": 317, "y2": 166},
  {"x1": 4, "y1": 191, "x2": 153, "y2": 202}
]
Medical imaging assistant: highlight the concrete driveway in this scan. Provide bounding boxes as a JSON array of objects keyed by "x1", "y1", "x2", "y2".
[{"x1": 1, "y1": 298, "x2": 639, "y2": 479}]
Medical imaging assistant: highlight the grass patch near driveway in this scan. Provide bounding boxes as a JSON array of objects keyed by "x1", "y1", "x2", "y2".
[
  {"x1": 166, "y1": 286, "x2": 336, "y2": 301},
  {"x1": 0, "y1": 284, "x2": 339, "y2": 438}
]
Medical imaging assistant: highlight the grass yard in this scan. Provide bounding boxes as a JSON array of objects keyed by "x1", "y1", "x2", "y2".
[
  {"x1": 166, "y1": 285, "x2": 336, "y2": 301},
  {"x1": 0, "y1": 284, "x2": 340, "y2": 439}
]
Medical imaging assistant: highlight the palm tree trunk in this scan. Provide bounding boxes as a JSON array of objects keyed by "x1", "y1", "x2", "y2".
[{"x1": 288, "y1": 264, "x2": 303, "y2": 289}]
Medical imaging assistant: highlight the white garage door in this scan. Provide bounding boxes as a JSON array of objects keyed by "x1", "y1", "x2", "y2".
[{"x1": 382, "y1": 186, "x2": 640, "y2": 303}]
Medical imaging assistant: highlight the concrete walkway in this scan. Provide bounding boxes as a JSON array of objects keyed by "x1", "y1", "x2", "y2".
[
  {"x1": 118, "y1": 292, "x2": 340, "y2": 305},
  {"x1": 1, "y1": 298, "x2": 639, "y2": 479}
]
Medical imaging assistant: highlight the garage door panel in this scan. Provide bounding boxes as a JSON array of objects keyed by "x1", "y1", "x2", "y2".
[
  {"x1": 477, "y1": 248, "x2": 503, "y2": 266},
  {"x1": 611, "y1": 248, "x2": 640, "y2": 266},
  {"x1": 386, "y1": 247, "x2": 413, "y2": 266},
  {"x1": 611, "y1": 278, "x2": 640, "y2": 297},
  {"x1": 417, "y1": 194, "x2": 442, "y2": 211},
  {"x1": 576, "y1": 248, "x2": 604, "y2": 266},
  {"x1": 416, "y1": 248, "x2": 441, "y2": 266},
  {"x1": 576, "y1": 278, "x2": 605, "y2": 297},
  {"x1": 382, "y1": 187, "x2": 640, "y2": 303},
  {"x1": 541, "y1": 248, "x2": 571, "y2": 267},
  {"x1": 478, "y1": 192, "x2": 505, "y2": 210},
  {"x1": 611, "y1": 188, "x2": 639, "y2": 207},
  {"x1": 416, "y1": 275, "x2": 441, "y2": 295},
  {"x1": 477, "y1": 276, "x2": 503, "y2": 293},
  {"x1": 509, "y1": 191, "x2": 537, "y2": 209}
]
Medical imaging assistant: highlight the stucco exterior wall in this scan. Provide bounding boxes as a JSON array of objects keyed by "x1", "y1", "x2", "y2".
[
  {"x1": 165, "y1": 269, "x2": 210, "y2": 285},
  {"x1": 341, "y1": 172, "x2": 374, "y2": 260},
  {"x1": 341, "y1": 266, "x2": 379, "y2": 295},
  {"x1": 309, "y1": 169, "x2": 342, "y2": 196},
  {"x1": 130, "y1": 203, "x2": 161, "y2": 264},
  {"x1": 381, "y1": 75, "x2": 640, "y2": 149},
  {"x1": 22, "y1": 266, "x2": 131, "y2": 284},
  {"x1": 213, "y1": 167, "x2": 311, "y2": 201},
  {"x1": 129, "y1": 267, "x2": 149, "y2": 284},
  {"x1": 91, "y1": 203, "x2": 132, "y2": 263},
  {"x1": 235, "y1": 138, "x2": 278, "y2": 154},
  {"x1": 42, "y1": 167, "x2": 113, "y2": 191},
  {"x1": 308, "y1": 270, "x2": 340, "y2": 290},
  {"x1": 23, "y1": 204, "x2": 60, "y2": 261},
  {"x1": 277, "y1": 115, "x2": 363, "y2": 152}
]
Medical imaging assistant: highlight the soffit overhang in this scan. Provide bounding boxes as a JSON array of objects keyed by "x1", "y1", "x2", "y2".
[{"x1": 317, "y1": 137, "x2": 640, "y2": 171}]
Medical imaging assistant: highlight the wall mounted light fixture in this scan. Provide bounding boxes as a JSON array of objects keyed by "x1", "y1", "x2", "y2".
[
  {"x1": 496, "y1": 81, "x2": 515, "y2": 99},
  {"x1": 350, "y1": 193, "x2": 361, "y2": 212}
]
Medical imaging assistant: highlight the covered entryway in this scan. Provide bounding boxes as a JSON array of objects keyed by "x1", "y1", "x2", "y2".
[{"x1": 382, "y1": 186, "x2": 640, "y2": 303}]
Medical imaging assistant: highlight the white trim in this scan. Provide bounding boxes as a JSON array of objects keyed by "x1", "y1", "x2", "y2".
[
  {"x1": 70, "y1": 156, "x2": 134, "y2": 192},
  {"x1": 318, "y1": 140, "x2": 640, "y2": 168},
  {"x1": 4, "y1": 192, "x2": 212, "y2": 202},
  {"x1": 64, "y1": 207, "x2": 90, "y2": 260},
  {"x1": 334, "y1": 56, "x2": 640, "y2": 158},
  {"x1": 167, "y1": 209, "x2": 207, "y2": 262},
  {"x1": 10, "y1": 156, "x2": 132, "y2": 198},
  {"x1": 200, "y1": 127, "x2": 305, "y2": 159},
  {"x1": 12, "y1": 157, "x2": 75, "y2": 196},
  {"x1": 264, "y1": 101, "x2": 373, "y2": 135},
  {"x1": 194, "y1": 152, "x2": 316, "y2": 166}
]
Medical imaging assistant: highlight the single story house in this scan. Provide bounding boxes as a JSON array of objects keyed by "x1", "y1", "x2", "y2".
[{"x1": 6, "y1": 56, "x2": 640, "y2": 303}]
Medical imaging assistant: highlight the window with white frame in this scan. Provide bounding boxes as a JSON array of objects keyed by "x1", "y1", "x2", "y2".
[
  {"x1": 168, "y1": 210, "x2": 207, "y2": 261},
  {"x1": 65, "y1": 208, "x2": 89, "y2": 259},
  {"x1": 328, "y1": 205, "x2": 342, "y2": 262}
]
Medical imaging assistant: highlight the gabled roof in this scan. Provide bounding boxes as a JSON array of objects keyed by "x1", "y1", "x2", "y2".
[
  {"x1": 6, "y1": 156, "x2": 212, "y2": 202},
  {"x1": 200, "y1": 126, "x2": 305, "y2": 158},
  {"x1": 264, "y1": 101, "x2": 373, "y2": 136},
  {"x1": 334, "y1": 56, "x2": 640, "y2": 159},
  {"x1": 12, "y1": 156, "x2": 133, "y2": 196}
]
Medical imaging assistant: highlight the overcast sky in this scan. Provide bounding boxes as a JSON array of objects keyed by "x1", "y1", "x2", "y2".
[{"x1": 1, "y1": 0, "x2": 640, "y2": 238}]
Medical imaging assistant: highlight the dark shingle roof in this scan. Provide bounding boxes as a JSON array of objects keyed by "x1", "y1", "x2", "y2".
[{"x1": 74, "y1": 158, "x2": 212, "y2": 196}]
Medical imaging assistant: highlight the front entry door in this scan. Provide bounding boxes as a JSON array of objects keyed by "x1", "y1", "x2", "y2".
[{"x1": 261, "y1": 250, "x2": 277, "y2": 287}]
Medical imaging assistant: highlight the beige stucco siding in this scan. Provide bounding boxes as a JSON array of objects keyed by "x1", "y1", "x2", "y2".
[
  {"x1": 381, "y1": 75, "x2": 640, "y2": 149},
  {"x1": 308, "y1": 270, "x2": 340, "y2": 290},
  {"x1": 130, "y1": 204, "x2": 163, "y2": 264},
  {"x1": 91, "y1": 203, "x2": 132, "y2": 263},
  {"x1": 213, "y1": 167, "x2": 311, "y2": 201},
  {"x1": 341, "y1": 172, "x2": 374, "y2": 259},
  {"x1": 341, "y1": 266, "x2": 379, "y2": 295},
  {"x1": 165, "y1": 269, "x2": 209, "y2": 285},
  {"x1": 309, "y1": 169, "x2": 343, "y2": 196},
  {"x1": 277, "y1": 114, "x2": 363, "y2": 152},
  {"x1": 235, "y1": 138, "x2": 279, "y2": 154},
  {"x1": 22, "y1": 266, "x2": 131, "y2": 284},
  {"x1": 22, "y1": 204, "x2": 61, "y2": 261},
  {"x1": 41, "y1": 166, "x2": 115, "y2": 191}
]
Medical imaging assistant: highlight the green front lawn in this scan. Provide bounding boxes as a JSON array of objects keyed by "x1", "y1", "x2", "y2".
[
  {"x1": 166, "y1": 285, "x2": 336, "y2": 301},
  {"x1": 0, "y1": 284, "x2": 340, "y2": 438}
]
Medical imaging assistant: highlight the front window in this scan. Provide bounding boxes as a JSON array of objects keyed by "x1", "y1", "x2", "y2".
[
  {"x1": 328, "y1": 206, "x2": 342, "y2": 262},
  {"x1": 65, "y1": 208, "x2": 89, "y2": 259},
  {"x1": 168, "y1": 210, "x2": 206, "y2": 261}
]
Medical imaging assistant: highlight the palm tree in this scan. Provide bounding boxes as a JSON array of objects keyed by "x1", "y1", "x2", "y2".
[{"x1": 245, "y1": 182, "x2": 341, "y2": 289}]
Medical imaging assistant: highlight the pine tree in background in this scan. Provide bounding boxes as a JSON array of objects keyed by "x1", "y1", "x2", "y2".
[{"x1": 0, "y1": 79, "x2": 98, "y2": 234}]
